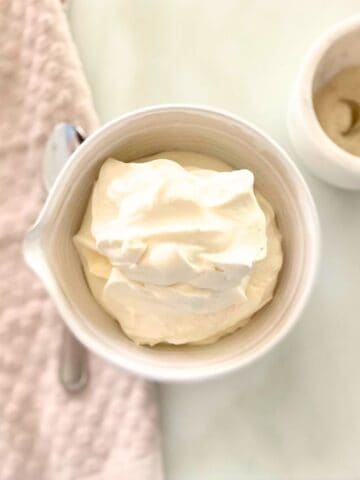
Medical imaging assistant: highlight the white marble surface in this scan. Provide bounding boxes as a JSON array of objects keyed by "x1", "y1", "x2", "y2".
[{"x1": 69, "y1": 2, "x2": 360, "y2": 478}]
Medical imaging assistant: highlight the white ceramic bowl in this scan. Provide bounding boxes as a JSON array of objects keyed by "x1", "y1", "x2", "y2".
[
  {"x1": 24, "y1": 105, "x2": 320, "y2": 382},
  {"x1": 288, "y1": 15, "x2": 360, "y2": 190}
]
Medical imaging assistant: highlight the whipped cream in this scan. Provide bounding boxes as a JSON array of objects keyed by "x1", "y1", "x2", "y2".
[{"x1": 74, "y1": 151, "x2": 283, "y2": 345}]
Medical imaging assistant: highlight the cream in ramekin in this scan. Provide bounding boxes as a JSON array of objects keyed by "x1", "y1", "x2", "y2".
[
  {"x1": 24, "y1": 105, "x2": 319, "y2": 381},
  {"x1": 74, "y1": 151, "x2": 283, "y2": 346}
]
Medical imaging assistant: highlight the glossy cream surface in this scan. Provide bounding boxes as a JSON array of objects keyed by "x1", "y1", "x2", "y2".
[{"x1": 74, "y1": 151, "x2": 283, "y2": 345}]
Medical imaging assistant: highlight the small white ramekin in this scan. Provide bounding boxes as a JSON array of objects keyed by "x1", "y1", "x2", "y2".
[
  {"x1": 288, "y1": 15, "x2": 360, "y2": 190},
  {"x1": 24, "y1": 105, "x2": 320, "y2": 382}
]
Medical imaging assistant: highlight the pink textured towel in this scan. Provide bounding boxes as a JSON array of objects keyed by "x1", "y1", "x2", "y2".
[{"x1": 0, "y1": 1, "x2": 163, "y2": 479}]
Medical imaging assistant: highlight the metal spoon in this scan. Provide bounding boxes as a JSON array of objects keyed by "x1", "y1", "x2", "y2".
[
  {"x1": 42, "y1": 123, "x2": 89, "y2": 393},
  {"x1": 339, "y1": 98, "x2": 360, "y2": 136}
]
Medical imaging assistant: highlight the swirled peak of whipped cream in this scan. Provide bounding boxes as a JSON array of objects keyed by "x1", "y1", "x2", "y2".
[{"x1": 74, "y1": 151, "x2": 283, "y2": 345}]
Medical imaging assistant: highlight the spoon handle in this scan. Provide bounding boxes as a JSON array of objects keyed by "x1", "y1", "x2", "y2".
[
  {"x1": 43, "y1": 123, "x2": 89, "y2": 393},
  {"x1": 59, "y1": 328, "x2": 89, "y2": 393}
]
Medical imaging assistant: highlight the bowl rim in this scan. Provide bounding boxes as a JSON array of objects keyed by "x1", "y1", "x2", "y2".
[
  {"x1": 292, "y1": 15, "x2": 360, "y2": 176},
  {"x1": 25, "y1": 104, "x2": 321, "y2": 382}
]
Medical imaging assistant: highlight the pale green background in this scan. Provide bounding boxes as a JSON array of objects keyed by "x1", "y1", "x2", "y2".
[{"x1": 69, "y1": 2, "x2": 360, "y2": 478}]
